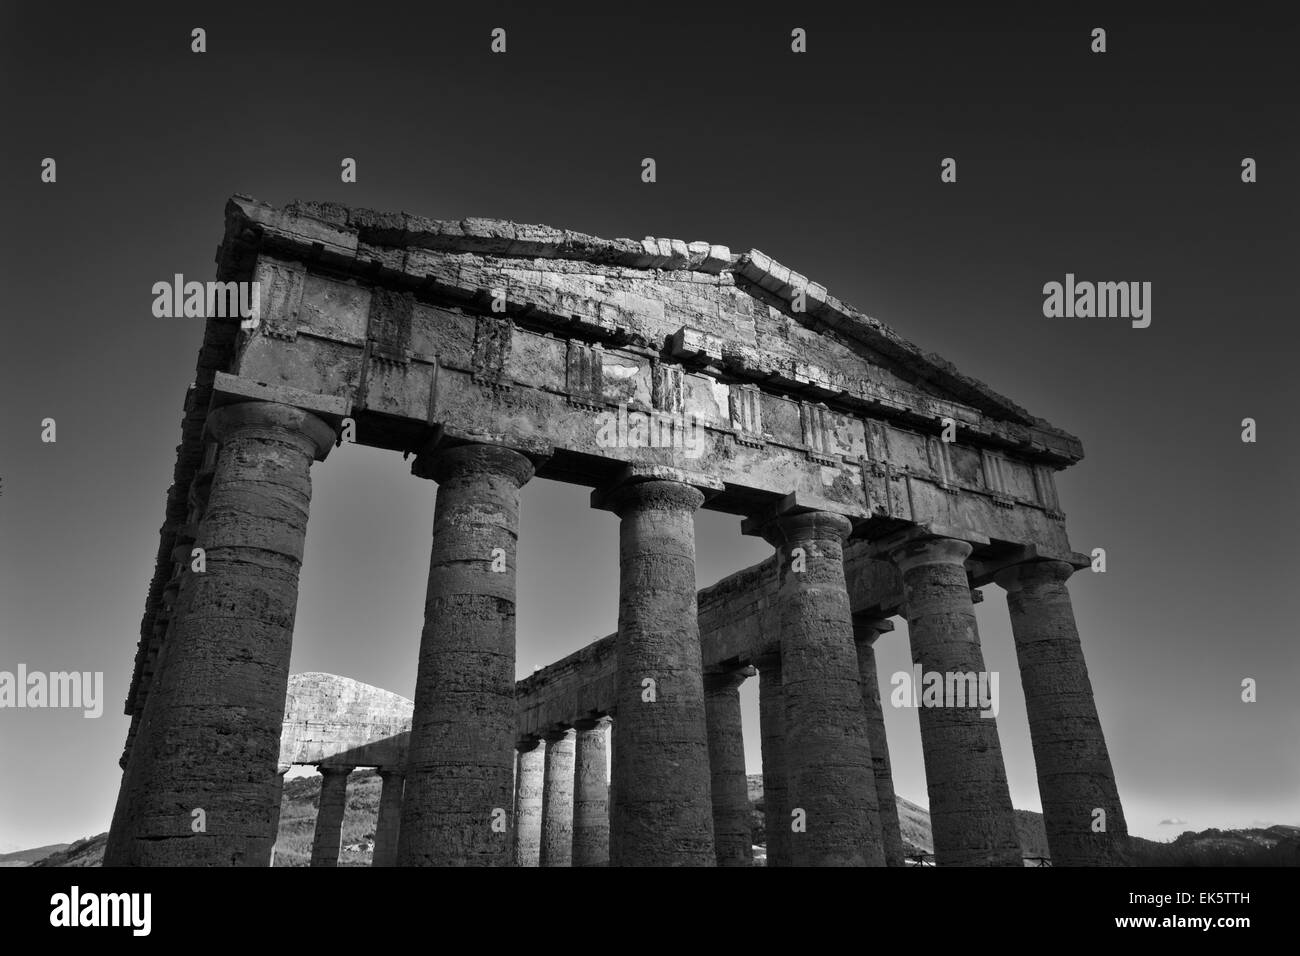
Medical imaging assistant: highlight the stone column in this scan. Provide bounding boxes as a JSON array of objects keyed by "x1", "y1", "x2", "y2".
[
  {"x1": 756, "y1": 653, "x2": 789, "y2": 867},
  {"x1": 704, "y1": 667, "x2": 755, "y2": 867},
  {"x1": 595, "y1": 476, "x2": 715, "y2": 866},
  {"x1": 892, "y1": 535, "x2": 1021, "y2": 866},
  {"x1": 853, "y1": 619, "x2": 906, "y2": 866},
  {"x1": 372, "y1": 770, "x2": 404, "y2": 867},
  {"x1": 398, "y1": 443, "x2": 535, "y2": 866},
  {"x1": 106, "y1": 531, "x2": 198, "y2": 865},
  {"x1": 266, "y1": 765, "x2": 291, "y2": 867},
  {"x1": 752, "y1": 510, "x2": 883, "y2": 867},
  {"x1": 310, "y1": 766, "x2": 352, "y2": 868},
  {"x1": 513, "y1": 739, "x2": 545, "y2": 867},
  {"x1": 105, "y1": 401, "x2": 335, "y2": 866},
  {"x1": 995, "y1": 559, "x2": 1128, "y2": 865},
  {"x1": 572, "y1": 717, "x2": 611, "y2": 867},
  {"x1": 539, "y1": 727, "x2": 577, "y2": 866}
]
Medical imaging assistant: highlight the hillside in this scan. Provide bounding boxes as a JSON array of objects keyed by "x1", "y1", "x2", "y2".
[
  {"x1": 0, "y1": 842, "x2": 69, "y2": 867},
  {"x1": 743, "y1": 774, "x2": 1046, "y2": 864},
  {"x1": 1128, "y1": 825, "x2": 1300, "y2": 866}
]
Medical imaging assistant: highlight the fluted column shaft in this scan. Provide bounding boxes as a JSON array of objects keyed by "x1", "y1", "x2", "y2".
[
  {"x1": 572, "y1": 718, "x2": 611, "y2": 867},
  {"x1": 759, "y1": 510, "x2": 883, "y2": 867},
  {"x1": 372, "y1": 770, "x2": 404, "y2": 867},
  {"x1": 540, "y1": 728, "x2": 577, "y2": 867},
  {"x1": 105, "y1": 401, "x2": 335, "y2": 866},
  {"x1": 996, "y1": 559, "x2": 1128, "y2": 865},
  {"x1": 853, "y1": 620, "x2": 906, "y2": 866},
  {"x1": 893, "y1": 535, "x2": 1021, "y2": 866},
  {"x1": 513, "y1": 739, "x2": 545, "y2": 866},
  {"x1": 310, "y1": 767, "x2": 352, "y2": 867},
  {"x1": 599, "y1": 478, "x2": 715, "y2": 866},
  {"x1": 398, "y1": 443, "x2": 534, "y2": 866},
  {"x1": 704, "y1": 668, "x2": 755, "y2": 866}
]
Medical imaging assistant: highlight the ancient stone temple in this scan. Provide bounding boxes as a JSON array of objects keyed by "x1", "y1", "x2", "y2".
[{"x1": 104, "y1": 195, "x2": 1127, "y2": 867}]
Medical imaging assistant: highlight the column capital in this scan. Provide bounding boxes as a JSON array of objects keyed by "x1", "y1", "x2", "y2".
[
  {"x1": 541, "y1": 726, "x2": 577, "y2": 744},
  {"x1": 411, "y1": 441, "x2": 536, "y2": 487},
  {"x1": 205, "y1": 400, "x2": 337, "y2": 461},
  {"x1": 573, "y1": 715, "x2": 612, "y2": 732},
  {"x1": 318, "y1": 764, "x2": 353, "y2": 777},
  {"x1": 994, "y1": 558, "x2": 1075, "y2": 592},
  {"x1": 742, "y1": 505, "x2": 853, "y2": 546},
  {"x1": 703, "y1": 665, "x2": 757, "y2": 694},
  {"x1": 377, "y1": 767, "x2": 404, "y2": 780},
  {"x1": 592, "y1": 475, "x2": 705, "y2": 516},
  {"x1": 852, "y1": 617, "x2": 895, "y2": 645},
  {"x1": 888, "y1": 534, "x2": 973, "y2": 574},
  {"x1": 515, "y1": 736, "x2": 544, "y2": 753}
]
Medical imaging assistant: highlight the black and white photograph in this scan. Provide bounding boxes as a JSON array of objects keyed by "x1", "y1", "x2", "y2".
[{"x1": 0, "y1": 0, "x2": 1295, "y2": 939}]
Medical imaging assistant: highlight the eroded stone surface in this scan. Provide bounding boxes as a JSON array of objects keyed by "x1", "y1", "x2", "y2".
[
  {"x1": 601, "y1": 478, "x2": 715, "y2": 866},
  {"x1": 398, "y1": 443, "x2": 535, "y2": 866},
  {"x1": 571, "y1": 718, "x2": 610, "y2": 867},
  {"x1": 704, "y1": 668, "x2": 755, "y2": 867},
  {"x1": 513, "y1": 740, "x2": 545, "y2": 867},
  {"x1": 372, "y1": 770, "x2": 404, "y2": 868},
  {"x1": 853, "y1": 620, "x2": 906, "y2": 866},
  {"x1": 757, "y1": 656, "x2": 790, "y2": 867},
  {"x1": 996, "y1": 560, "x2": 1128, "y2": 865},
  {"x1": 894, "y1": 536, "x2": 1022, "y2": 867},
  {"x1": 107, "y1": 401, "x2": 333, "y2": 867},
  {"x1": 761, "y1": 511, "x2": 884, "y2": 867},
  {"x1": 540, "y1": 728, "x2": 576, "y2": 867}
]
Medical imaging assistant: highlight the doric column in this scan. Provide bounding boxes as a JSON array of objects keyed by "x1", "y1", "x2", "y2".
[
  {"x1": 852, "y1": 618, "x2": 906, "y2": 867},
  {"x1": 106, "y1": 527, "x2": 200, "y2": 865},
  {"x1": 704, "y1": 667, "x2": 756, "y2": 867},
  {"x1": 372, "y1": 770, "x2": 405, "y2": 867},
  {"x1": 995, "y1": 559, "x2": 1128, "y2": 865},
  {"x1": 756, "y1": 653, "x2": 789, "y2": 867},
  {"x1": 398, "y1": 443, "x2": 535, "y2": 866},
  {"x1": 572, "y1": 717, "x2": 611, "y2": 867},
  {"x1": 750, "y1": 509, "x2": 883, "y2": 867},
  {"x1": 594, "y1": 476, "x2": 715, "y2": 866},
  {"x1": 891, "y1": 534, "x2": 1021, "y2": 866},
  {"x1": 310, "y1": 766, "x2": 353, "y2": 868},
  {"x1": 513, "y1": 738, "x2": 545, "y2": 867},
  {"x1": 540, "y1": 727, "x2": 577, "y2": 867},
  {"x1": 266, "y1": 764, "x2": 291, "y2": 867},
  {"x1": 105, "y1": 401, "x2": 335, "y2": 866}
]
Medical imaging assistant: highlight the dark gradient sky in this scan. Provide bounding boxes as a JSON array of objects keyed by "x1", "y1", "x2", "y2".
[{"x1": 1, "y1": 1, "x2": 1297, "y2": 851}]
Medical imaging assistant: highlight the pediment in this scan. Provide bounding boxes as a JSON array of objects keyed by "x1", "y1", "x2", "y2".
[{"x1": 222, "y1": 196, "x2": 1081, "y2": 464}]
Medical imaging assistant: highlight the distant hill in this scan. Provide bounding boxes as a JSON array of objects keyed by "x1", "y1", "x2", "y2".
[
  {"x1": 1128, "y1": 825, "x2": 1300, "y2": 867},
  {"x1": 744, "y1": 773, "x2": 1047, "y2": 864},
  {"x1": 19, "y1": 772, "x2": 1299, "y2": 867},
  {"x1": 0, "y1": 843, "x2": 69, "y2": 867},
  {"x1": 32, "y1": 836, "x2": 105, "y2": 867}
]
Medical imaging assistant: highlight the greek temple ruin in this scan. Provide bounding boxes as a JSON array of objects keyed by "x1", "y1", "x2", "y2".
[{"x1": 103, "y1": 195, "x2": 1128, "y2": 867}]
